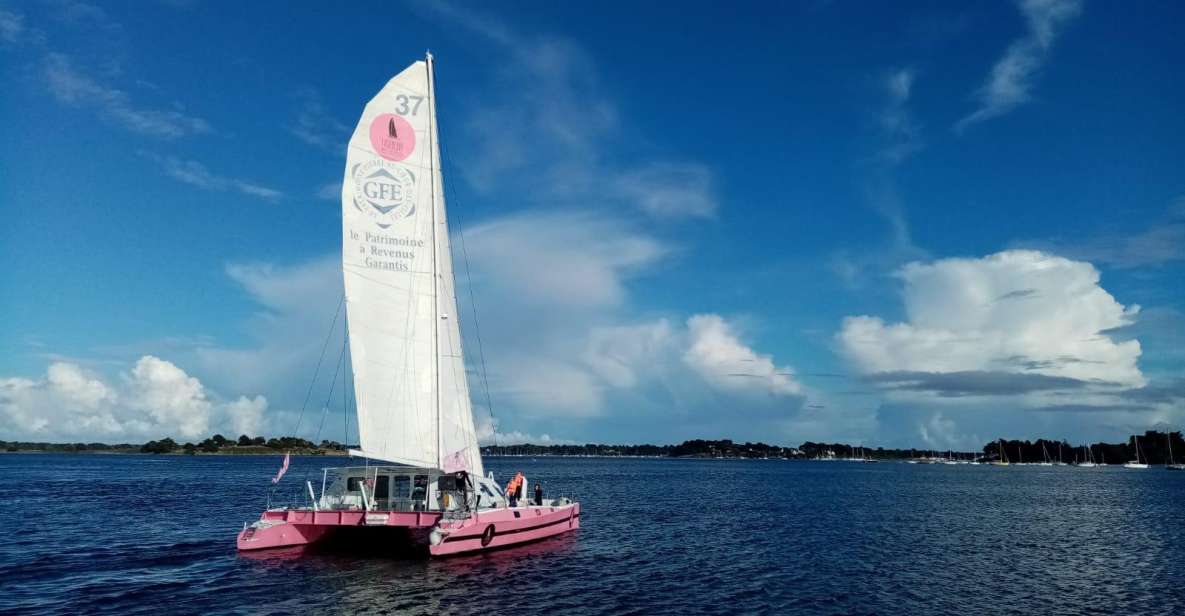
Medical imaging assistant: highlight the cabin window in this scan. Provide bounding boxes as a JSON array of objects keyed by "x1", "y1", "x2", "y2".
[
  {"x1": 346, "y1": 477, "x2": 364, "y2": 491},
  {"x1": 412, "y1": 475, "x2": 428, "y2": 501},
  {"x1": 373, "y1": 475, "x2": 390, "y2": 499},
  {"x1": 393, "y1": 476, "x2": 411, "y2": 499}
]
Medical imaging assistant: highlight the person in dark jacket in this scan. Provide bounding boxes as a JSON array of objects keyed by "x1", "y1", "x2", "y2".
[{"x1": 534, "y1": 482, "x2": 543, "y2": 506}]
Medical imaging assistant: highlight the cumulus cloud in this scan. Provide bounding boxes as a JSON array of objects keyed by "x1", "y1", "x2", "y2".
[
  {"x1": 840, "y1": 250, "x2": 1183, "y2": 449},
  {"x1": 838, "y1": 250, "x2": 1144, "y2": 399},
  {"x1": 225, "y1": 395, "x2": 267, "y2": 437},
  {"x1": 684, "y1": 315, "x2": 801, "y2": 396},
  {"x1": 194, "y1": 255, "x2": 343, "y2": 397},
  {"x1": 462, "y1": 210, "x2": 666, "y2": 311},
  {"x1": 956, "y1": 0, "x2": 1083, "y2": 131},
  {"x1": 475, "y1": 414, "x2": 576, "y2": 446},
  {"x1": 43, "y1": 53, "x2": 210, "y2": 139},
  {"x1": 0, "y1": 356, "x2": 268, "y2": 441},
  {"x1": 181, "y1": 204, "x2": 803, "y2": 444}
]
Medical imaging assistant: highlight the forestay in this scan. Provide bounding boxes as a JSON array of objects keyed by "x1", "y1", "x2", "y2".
[{"x1": 341, "y1": 56, "x2": 483, "y2": 477}]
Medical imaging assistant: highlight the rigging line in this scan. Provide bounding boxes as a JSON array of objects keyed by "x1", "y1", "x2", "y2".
[
  {"x1": 344, "y1": 325, "x2": 351, "y2": 448},
  {"x1": 293, "y1": 294, "x2": 345, "y2": 438},
  {"x1": 438, "y1": 121, "x2": 498, "y2": 449},
  {"x1": 315, "y1": 331, "x2": 349, "y2": 445}
]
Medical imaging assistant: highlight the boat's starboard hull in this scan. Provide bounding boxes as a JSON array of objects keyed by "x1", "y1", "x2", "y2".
[{"x1": 429, "y1": 503, "x2": 581, "y2": 557}]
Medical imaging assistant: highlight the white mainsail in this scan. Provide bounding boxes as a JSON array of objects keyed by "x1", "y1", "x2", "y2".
[{"x1": 341, "y1": 55, "x2": 483, "y2": 477}]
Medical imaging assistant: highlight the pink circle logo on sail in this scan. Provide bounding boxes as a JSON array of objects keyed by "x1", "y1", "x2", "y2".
[{"x1": 369, "y1": 114, "x2": 415, "y2": 162}]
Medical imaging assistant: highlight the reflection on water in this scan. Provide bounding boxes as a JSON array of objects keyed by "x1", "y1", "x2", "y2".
[{"x1": 1, "y1": 454, "x2": 1184, "y2": 614}]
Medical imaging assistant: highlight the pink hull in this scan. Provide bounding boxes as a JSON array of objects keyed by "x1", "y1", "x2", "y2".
[
  {"x1": 236, "y1": 504, "x2": 579, "y2": 557},
  {"x1": 429, "y1": 503, "x2": 581, "y2": 557},
  {"x1": 236, "y1": 509, "x2": 441, "y2": 551}
]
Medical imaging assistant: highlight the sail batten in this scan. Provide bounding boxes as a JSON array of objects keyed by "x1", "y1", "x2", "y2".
[{"x1": 341, "y1": 58, "x2": 483, "y2": 476}]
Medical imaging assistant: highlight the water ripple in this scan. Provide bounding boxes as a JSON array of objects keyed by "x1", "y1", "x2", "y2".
[{"x1": 2, "y1": 455, "x2": 1184, "y2": 614}]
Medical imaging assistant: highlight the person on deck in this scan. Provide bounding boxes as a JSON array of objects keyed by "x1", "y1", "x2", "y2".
[{"x1": 534, "y1": 482, "x2": 543, "y2": 506}]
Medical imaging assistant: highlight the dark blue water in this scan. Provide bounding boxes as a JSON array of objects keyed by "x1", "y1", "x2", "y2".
[{"x1": 2, "y1": 455, "x2": 1184, "y2": 614}]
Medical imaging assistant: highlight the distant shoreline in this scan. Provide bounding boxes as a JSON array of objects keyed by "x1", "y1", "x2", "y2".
[
  {"x1": 5, "y1": 431, "x2": 1181, "y2": 464},
  {"x1": 0, "y1": 448, "x2": 342, "y2": 456}
]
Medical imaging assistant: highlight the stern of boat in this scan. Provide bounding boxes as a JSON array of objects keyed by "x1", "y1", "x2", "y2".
[{"x1": 236, "y1": 513, "x2": 332, "y2": 551}]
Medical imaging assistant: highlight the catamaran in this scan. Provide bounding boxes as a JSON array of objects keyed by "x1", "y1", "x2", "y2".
[
  {"x1": 1123, "y1": 435, "x2": 1149, "y2": 469},
  {"x1": 236, "y1": 54, "x2": 581, "y2": 556}
]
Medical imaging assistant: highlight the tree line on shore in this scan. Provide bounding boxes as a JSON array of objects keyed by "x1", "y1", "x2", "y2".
[
  {"x1": 4, "y1": 431, "x2": 1183, "y2": 463},
  {"x1": 986, "y1": 431, "x2": 1185, "y2": 465},
  {"x1": 481, "y1": 432, "x2": 1185, "y2": 463},
  {"x1": 1, "y1": 434, "x2": 348, "y2": 455}
]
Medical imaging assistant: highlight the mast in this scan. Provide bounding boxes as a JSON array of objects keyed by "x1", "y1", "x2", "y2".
[{"x1": 426, "y1": 51, "x2": 441, "y2": 469}]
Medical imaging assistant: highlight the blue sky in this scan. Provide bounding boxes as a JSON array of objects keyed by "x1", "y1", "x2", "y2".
[{"x1": 1, "y1": 0, "x2": 1182, "y2": 449}]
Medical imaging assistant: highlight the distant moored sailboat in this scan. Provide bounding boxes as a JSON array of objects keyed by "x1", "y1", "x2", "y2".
[{"x1": 1123, "y1": 435, "x2": 1149, "y2": 469}]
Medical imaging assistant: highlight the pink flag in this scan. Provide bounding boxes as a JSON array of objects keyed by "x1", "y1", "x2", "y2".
[
  {"x1": 272, "y1": 453, "x2": 290, "y2": 484},
  {"x1": 442, "y1": 448, "x2": 469, "y2": 473}
]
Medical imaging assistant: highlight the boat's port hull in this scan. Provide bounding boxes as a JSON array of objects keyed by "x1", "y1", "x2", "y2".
[
  {"x1": 236, "y1": 510, "x2": 442, "y2": 551},
  {"x1": 235, "y1": 504, "x2": 580, "y2": 556}
]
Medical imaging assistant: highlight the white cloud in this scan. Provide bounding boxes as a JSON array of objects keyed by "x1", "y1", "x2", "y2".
[
  {"x1": 316, "y1": 182, "x2": 342, "y2": 201},
  {"x1": 194, "y1": 255, "x2": 343, "y2": 398},
  {"x1": 144, "y1": 153, "x2": 283, "y2": 201},
  {"x1": 475, "y1": 414, "x2": 575, "y2": 446},
  {"x1": 0, "y1": 7, "x2": 25, "y2": 44},
  {"x1": 879, "y1": 67, "x2": 922, "y2": 164},
  {"x1": 584, "y1": 320, "x2": 675, "y2": 389},
  {"x1": 225, "y1": 395, "x2": 267, "y2": 438},
  {"x1": 0, "y1": 356, "x2": 268, "y2": 442},
  {"x1": 838, "y1": 250, "x2": 1144, "y2": 396},
  {"x1": 614, "y1": 162, "x2": 717, "y2": 220},
  {"x1": 833, "y1": 67, "x2": 928, "y2": 288},
  {"x1": 684, "y1": 315, "x2": 801, "y2": 396},
  {"x1": 1017, "y1": 200, "x2": 1185, "y2": 269},
  {"x1": 44, "y1": 53, "x2": 210, "y2": 139},
  {"x1": 956, "y1": 0, "x2": 1083, "y2": 131},
  {"x1": 421, "y1": 2, "x2": 715, "y2": 222},
  {"x1": 462, "y1": 210, "x2": 667, "y2": 310},
  {"x1": 290, "y1": 88, "x2": 349, "y2": 154},
  {"x1": 125, "y1": 355, "x2": 211, "y2": 438}
]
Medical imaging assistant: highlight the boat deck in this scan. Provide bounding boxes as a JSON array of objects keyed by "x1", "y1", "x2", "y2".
[{"x1": 258, "y1": 508, "x2": 442, "y2": 528}]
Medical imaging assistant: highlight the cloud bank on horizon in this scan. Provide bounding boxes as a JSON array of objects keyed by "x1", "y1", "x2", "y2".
[{"x1": 2, "y1": 0, "x2": 1183, "y2": 449}]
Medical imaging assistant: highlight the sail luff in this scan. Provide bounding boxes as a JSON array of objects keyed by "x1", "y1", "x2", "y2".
[
  {"x1": 427, "y1": 53, "x2": 442, "y2": 470},
  {"x1": 427, "y1": 56, "x2": 483, "y2": 477}
]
